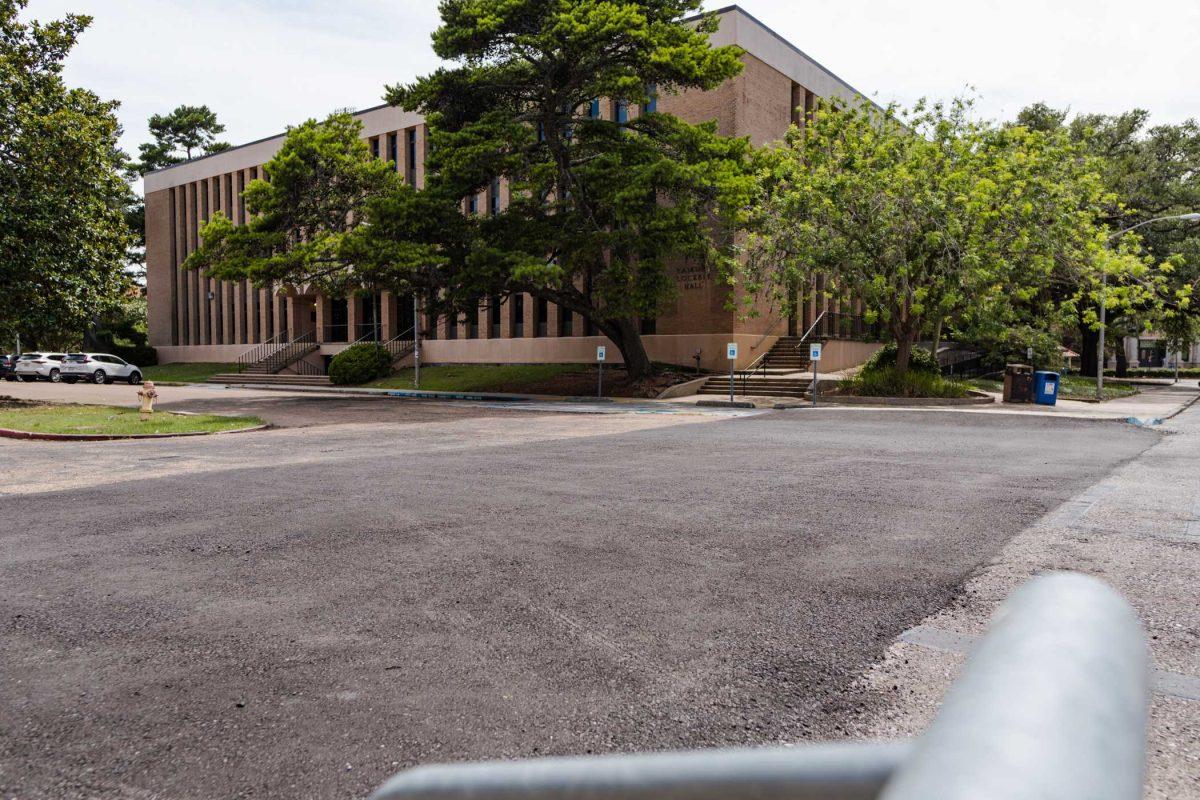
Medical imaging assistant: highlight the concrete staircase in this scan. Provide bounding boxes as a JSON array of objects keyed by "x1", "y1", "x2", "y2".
[
  {"x1": 208, "y1": 372, "x2": 331, "y2": 387},
  {"x1": 209, "y1": 331, "x2": 326, "y2": 386},
  {"x1": 697, "y1": 336, "x2": 816, "y2": 399}
]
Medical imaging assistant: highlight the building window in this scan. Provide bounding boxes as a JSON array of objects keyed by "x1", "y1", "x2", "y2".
[
  {"x1": 645, "y1": 84, "x2": 657, "y2": 113},
  {"x1": 588, "y1": 98, "x2": 600, "y2": 119},
  {"x1": 615, "y1": 99, "x2": 629, "y2": 124},
  {"x1": 513, "y1": 294, "x2": 524, "y2": 337},
  {"x1": 536, "y1": 297, "x2": 548, "y2": 337},
  {"x1": 468, "y1": 193, "x2": 478, "y2": 214},
  {"x1": 445, "y1": 313, "x2": 458, "y2": 339},
  {"x1": 224, "y1": 174, "x2": 233, "y2": 215},
  {"x1": 370, "y1": 137, "x2": 380, "y2": 159},
  {"x1": 489, "y1": 295, "x2": 502, "y2": 338},
  {"x1": 640, "y1": 317, "x2": 657, "y2": 335},
  {"x1": 558, "y1": 306, "x2": 573, "y2": 337},
  {"x1": 490, "y1": 178, "x2": 500, "y2": 215},
  {"x1": 388, "y1": 132, "x2": 398, "y2": 165},
  {"x1": 406, "y1": 129, "x2": 417, "y2": 185}
]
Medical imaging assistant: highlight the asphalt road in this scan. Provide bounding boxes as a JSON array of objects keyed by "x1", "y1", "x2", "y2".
[{"x1": 0, "y1": 400, "x2": 1158, "y2": 798}]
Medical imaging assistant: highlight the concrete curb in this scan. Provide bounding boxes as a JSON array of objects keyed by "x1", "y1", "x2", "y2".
[
  {"x1": 696, "y1": 399, "x2": 757, "y2": 409},
  {"x1": 0, "y1": 422, "x2": 270, "y2": 442},
  {"x1": 818, "y1": 393, "x2": 995, "y2": 407},
  {"x1": 208, "y1": 381, "x2": 621, "y2": 404}
]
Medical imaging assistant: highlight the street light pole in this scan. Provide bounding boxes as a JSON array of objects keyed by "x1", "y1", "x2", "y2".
[{"x1": 1098, "y1": 213, "x2": 1200, "y2": 401}]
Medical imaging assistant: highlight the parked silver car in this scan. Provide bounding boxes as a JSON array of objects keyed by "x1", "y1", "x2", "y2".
[
  {"x1": 13, "y1": 353, "x2": 66, "y2": 382},
  {"x1": 59, "y1": 353, "x2": 143, "y2": 385}
]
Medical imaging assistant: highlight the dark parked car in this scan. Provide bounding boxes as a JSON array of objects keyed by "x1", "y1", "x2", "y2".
[{"x1": 0, "y1": 353, "x2": 16, "y2": 381}]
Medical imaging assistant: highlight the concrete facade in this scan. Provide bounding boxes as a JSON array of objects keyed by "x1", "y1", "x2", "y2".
[{"x1": 143, "y1": 6, "x2": 872, "y2": 373}]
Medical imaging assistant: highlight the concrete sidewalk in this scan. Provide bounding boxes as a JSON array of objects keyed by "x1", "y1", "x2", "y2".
[{"x1": 847, "y1": 400, "x2": 1200, "y2": 797}]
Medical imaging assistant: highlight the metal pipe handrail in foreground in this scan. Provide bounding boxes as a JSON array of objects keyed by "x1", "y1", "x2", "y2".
[
  {"x1": 371, "y1": 742, "x2": 911, "y2": 800},
  {"x1": 369, "y1": 573, "x2": 1149, "y2": 800},
  {"x1": 881, "y1": 571, "x2": 1148, "y2": 800}
]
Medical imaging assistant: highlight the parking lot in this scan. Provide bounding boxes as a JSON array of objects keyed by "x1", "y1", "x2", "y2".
[{"x1": 0, "y1": 391, "x2": 1161, "y2": 798}]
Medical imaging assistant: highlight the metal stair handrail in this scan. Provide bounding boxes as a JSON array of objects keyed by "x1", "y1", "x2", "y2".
[
  {"x1": 382, "y1": 326, "x2": 417, "y2": 363},
  {"x1": 254, "y1": 330, "x2": 317, "y2": 374},
  {"x1": 234, "y1": 330, "x2": 288, "y2": 374},
  {"x1": 370, "y1": 572, "x2": 1148, "y2": 800}
]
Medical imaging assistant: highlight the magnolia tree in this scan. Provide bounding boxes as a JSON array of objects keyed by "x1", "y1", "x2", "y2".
[{"x1": 745, "y1": 97, "x2": 1172, "y2": 373}]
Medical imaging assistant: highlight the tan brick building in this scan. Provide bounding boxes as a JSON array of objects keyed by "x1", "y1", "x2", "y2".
[{"x1": 144, "y1": 6, "x2": 875, "y2": 374}]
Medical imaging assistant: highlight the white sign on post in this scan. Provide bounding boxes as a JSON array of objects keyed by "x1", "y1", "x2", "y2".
[
  {"x1": 596, "y1": 345, "x2": 606, "y2": 362},
  {"x1": 726, "y1": 342, "x2": 738, "y2": 360},
  {"x1": 809, "y1": 342, "x2": 823, "y2": 361}
]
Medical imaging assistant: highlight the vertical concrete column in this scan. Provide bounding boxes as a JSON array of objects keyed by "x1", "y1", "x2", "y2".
[
  {"x1": 347, "y1": 295, "x2": 361, "y2": 341},
  {"x1": 523, "y1": 293, "x2": 536, "y2": 338},
  {"x1": 547, "y1": 300, "x2": 561, "y2": 338},
  {"x1": 315, "y1": 295, "x2": 331, "y2": 343},
  {"x1": 174, "y1": 188, "x2": 189, "y2": 345},
  {"x1": 501, "y1": 295, "x2": 514, "y2": 339},
  {"x1": 271, "y1": 288, "x2": 285, "y2": 340},
  {"x1": 232, "y1": 280, "x2": 245, "y2": 344},
  {"x1": 285, "y1": 295, "x2": 299, "y2": 340},
  {"x1": 208, "y1": 180, "x2": 221, "y2": 343},
  {"x1": 380, "y1": 291, "x2": 396, "y2": 340},
  {"x1": 259, "y1": 288, "x2": 272, "y2": 342}
]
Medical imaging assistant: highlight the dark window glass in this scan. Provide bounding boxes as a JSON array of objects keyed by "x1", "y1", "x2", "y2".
[
  {"x1": 640, "y1": 317, "x2": 657, "y2": 335},
  {"x1": 489, "y1": 295, "x2": 501, "y2": 338},
  {"x1": 388, "y1": 132, "x2": 398, "y2": 164},
  {"x1": 588, "y1": 98, "x2": 600, "y2": 118},
  {"x1": 370, "y1": 137, "x2": 380, "y2": 159},
  {"x1": 615, "y1": 100, "x2": 629, "y2": 124},
  {"x1": 536, "y1": 298, "x2": 548, "y2": 337},
  {"x1": 645, "y1": 84, "x2": 657, "y2": 113},
  {"x1": 468, "y1": 194, "x2": 477, "y2": 214},
  {"x1": 558, "y1": 307, "x2": 573, "y2": 336},
  {"x1": 490, "y1": 178, "x2": 500, "y2": 215}
]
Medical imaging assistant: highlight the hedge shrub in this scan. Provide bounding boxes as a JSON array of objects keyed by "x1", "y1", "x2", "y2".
[
  {"x1": 861, "y1": 342, "x2": 940, "y2": 375},
  {"x1": 328, "y1": 343, "x2": 392, "y2": 385},
  {"x1": 840, "y1": 367, "x2": 970, "y2": 398},
  {"x1": 1105, "y1": 367, "x2": 1200, "y2": 378}
]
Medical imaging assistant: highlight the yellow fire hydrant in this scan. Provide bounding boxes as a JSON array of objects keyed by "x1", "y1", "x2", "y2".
[{"x1": 137, "y1": 380, "x2": 158, "y2": 421}]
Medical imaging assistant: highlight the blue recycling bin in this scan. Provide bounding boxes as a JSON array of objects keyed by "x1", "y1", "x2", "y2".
[{"x1": 1033, "y1": 371, "x2": 1060, "y2": 406}]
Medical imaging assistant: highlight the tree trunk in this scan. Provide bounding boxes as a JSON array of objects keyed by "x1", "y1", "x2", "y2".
[
  {"x1": 1115, "y1": 346, "x2": 1128, "y2": 378},
  {"x1": 1078, "y1": 323, "x2": 1098, "y2": 377},
  {"x1": 605, "y1": 317, "x2": 652, "y2": 381},
  {"x1": 930, "y1": 316, "x2": 944, "y2": 363},
  {"x1": 894, "y1": 330, "x2": 913, "y2": 373}
]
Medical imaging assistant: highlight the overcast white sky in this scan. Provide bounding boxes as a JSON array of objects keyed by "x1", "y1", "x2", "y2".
[{"x1": 27, "y1": 0, "x2": 1200, "y2": 166}]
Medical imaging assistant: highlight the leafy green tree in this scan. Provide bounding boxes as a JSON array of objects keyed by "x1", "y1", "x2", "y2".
[
  {"x1": 184, "y1": 112, "x2": 417, "y2": 298},
  {"x1": 0, "y1": 0, "x2": 132, "y2": 349},
  {"x1": 136, "y1": 104, "x2": 231, "y2": 172},
  {"x1": 377, "y1": 0, "x2": 755, "y2": 378},
  {"x1": 746, "y1": 97, "x2": 1153, "y2": 373},
  {"x1": 1015, "y1": 104, "x2": 1200, "y2": 374}
]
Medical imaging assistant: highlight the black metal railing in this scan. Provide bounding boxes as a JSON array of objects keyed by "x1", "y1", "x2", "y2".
[
  {"x1": 382, "y1": 326, "x2": 417, "y2": 364},
  {"x1": 235, "y1": 330, "x2": 288, "y2": 373},
  {"x1": 241, "y1": 330, "x2": 317, "y2": 374}
]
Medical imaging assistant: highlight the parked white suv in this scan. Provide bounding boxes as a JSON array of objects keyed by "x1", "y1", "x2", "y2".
[
  {"x1": 60, "y1": 353, "x2": 143, "y2": 385},
  {"x1": 13, "y1": 353, "x2": 66, "y2": 382}
]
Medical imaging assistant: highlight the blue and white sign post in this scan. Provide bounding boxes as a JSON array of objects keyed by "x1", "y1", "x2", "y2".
[
  {"x1": 809, "y1": 342, "x2": 822, "y2": 406},
  {"x1": 726, "y1": 342, "x2": 738, "y2": 402},
  {"x1": 596, "y1": 345, "x2": 606, "y2": 398}
]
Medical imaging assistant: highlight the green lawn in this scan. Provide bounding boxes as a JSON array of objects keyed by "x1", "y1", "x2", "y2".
[
  {"x1": 969, "y1": 375, "x2": 1138, "y2": 402},
  {"x1": 142, "y1": 362, "x2": 236, "y2": 384},
  {"x1": 0, "y1": 403, "x2": 262, "y2": 436},
  {"x1": 364, "y1": 363, "x2": 589, "y2": 392}
]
